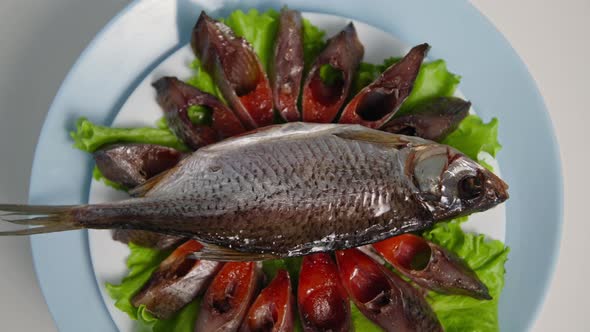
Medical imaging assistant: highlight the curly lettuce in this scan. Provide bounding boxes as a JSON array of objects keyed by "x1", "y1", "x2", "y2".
[
  {"x1": 71, "y1": 118, "x2": 188, "y2": 153},
  {"x1": 399, "y1": 59, "x2": 461, "y2": 115},
  {"x1": 302, "y1": 18, "x2": 326, "y2": 70},
  {"x1": 186, "y1": 58, "x2": 223, "y2": 100},
  {"x1": 352, "y1": 57, "x2": 400, "y2": 94},
  {"x1": 443, "y1": 114, "x2": 502, "y2": 162}
]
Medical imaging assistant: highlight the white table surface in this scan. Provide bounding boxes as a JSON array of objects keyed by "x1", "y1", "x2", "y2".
[{"x1": 0, "y1": 0, "x2": 586, "y2": 331}]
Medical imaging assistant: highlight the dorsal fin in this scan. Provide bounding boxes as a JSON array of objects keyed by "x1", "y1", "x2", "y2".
[{"x1": 333, "y1": 128, "x2": 416, "y2": 149}]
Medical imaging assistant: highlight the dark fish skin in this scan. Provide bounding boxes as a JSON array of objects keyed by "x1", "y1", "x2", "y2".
[
  {"x1": 195, "y1": 262, "x2": 262, "y2": 332},
  {"x1": 336, "y1": 248, "x2": 443, "y2": 332},
  {"x1": 381, "y1": 96, "x2": 471, "y2": 141},
  {"x1": 111, "y1": 229, "x2": 184, "y2": 250},
  {"x1": 339, "y1": 44, "x2": 429, "y2": 128},
  {"x1": 298, "y1": 253, "x2": 351, "y2": 332},
  {"x1": 93, "y1": 143, "x2": 183, "y2": 188},
  {"x1": 271, "y1": 8, "x2": 304, "y2": 122},
  {"x1": 302, "y1": 23, "x2": 364, "y2": 123},
  {"x1": 131, "y1": 240, "x2": 223, "y2": 319},
  {"x1": 240, "y1": 270, "x2": 295, "y2": 332},
  {"x1": 153, "y1": 77, "x2": 246, "y2": 150},
  {"x1": 373, "y1": 234, "x2": 491, "y2": 300},
  {"x1": 191, "y1": 12, "x2": 274, "y2": 129}
]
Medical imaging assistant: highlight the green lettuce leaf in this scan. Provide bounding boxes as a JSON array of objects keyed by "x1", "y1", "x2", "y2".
[
  {"x1": 423, "y1": 221, "x2": 510, "y2": 332},
  {"x1": 443, "y1": 114, "x2": 502, "y2": 161},
  {"x1": 186, "y1": 58, "x2": 224, "y2": 101},
  {"x1": 350, "y1": 302, "x2": 381, "y2": 331},
  {"x1": 187, "y1": 105, "x2": 213, "y2": 126},
  {"x1": 71, "y1": 117, "x2": 188, "y2": 153},
  {"x1": 105, "y1": 243, "x2": 170, "y2": 319},
  {"x1": 352, "y1": 57, "x2": 399, "y2": 95},
  {"x1": 137, "y1": 300, "x2": 200, "y2": 332},
  {"x1": 319, "y1": 64, "x2": 344, "y2": 86},
  {"x1": 398, "y1": 60, "x2": 461, "y2": 115},
  {"x1": 262, "y1": 257, "x2": 303, "y2": 285},
  {"x1": 302, "y1": 18, "x2": 326, "y2": 70}
]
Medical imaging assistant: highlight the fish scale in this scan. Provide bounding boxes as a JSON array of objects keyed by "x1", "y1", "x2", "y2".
[{"x1": 130, "y1": 128, "x2": 420, "y2": 254}]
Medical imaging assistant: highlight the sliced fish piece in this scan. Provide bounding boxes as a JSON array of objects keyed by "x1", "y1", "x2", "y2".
[
  {"x1": 302, "y1": 23, "x2": 364, "y2": 123},
  {"x1": 195, "y1": 261, "x2": 262, "y2": 331},
  {"x1": 94, "y1": 143, "x2": 183, "y2": 189},
  {"x1": 240, "y1": 269, "x2": 294, "y2": 332},
  {"x1": 373, "y1": 233, "x2": 491, "y2": 299},
  {"x1": 270, "y1": 8, "x2": 304, "y2": 122},
  {"x1": 336, "y1": 248, "x2": 442, "y2": 332},
  {"x1": 191, "y1": 12, "x2": 274, "y2": 129},
  {"x1": 381, "y1": 96, "x2": 470, "y2": 141},
  {"x1": 153, "y1": 77, "x2": 246, "y2": 150},
  {"x1": 131, "y1": 240, "x2": 222, "y2": 319},
  {"x1": 338, "y1": 44, "x2": 429, "y2": 128},
  {"x1": 298, "y1": 253, "x2": 351, "y2": 332}
]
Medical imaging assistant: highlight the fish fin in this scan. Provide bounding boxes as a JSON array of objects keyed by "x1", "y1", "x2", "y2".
[
  {"x1": 129, "y1": 164, "x2": 179, "y2": 197},
  {"x1": 190, "y1": 242, "x2": 279, "y2": 262},
  {"x1": 334, "y1": 128, "x2": 414, "y2": 149},
  {"x1": 0, "y1": 204, "x2": 81, "y2": 235}
]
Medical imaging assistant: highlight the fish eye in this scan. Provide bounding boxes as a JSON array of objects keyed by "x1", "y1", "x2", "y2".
[{"x1": 457, "y1": 174, "x2": 484, "y2": 200}]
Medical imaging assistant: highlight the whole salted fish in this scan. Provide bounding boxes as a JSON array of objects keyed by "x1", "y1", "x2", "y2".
[{"x1": 0, "y1": 123, "x2": 508, "y2": 259}]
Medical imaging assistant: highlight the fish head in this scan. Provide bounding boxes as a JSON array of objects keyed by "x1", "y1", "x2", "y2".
[{"x1": 407, "y1": 143, "x2": 509, "y2": 220}]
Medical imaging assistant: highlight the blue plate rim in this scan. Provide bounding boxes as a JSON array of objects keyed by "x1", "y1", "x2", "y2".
[{"x1": 27, "y1": 0, "x2": 564, "y2": 331}]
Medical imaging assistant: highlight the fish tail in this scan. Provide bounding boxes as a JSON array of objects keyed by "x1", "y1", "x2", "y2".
[{"x1": 0, "y1": 204, "x2": 81, "y2": 235}]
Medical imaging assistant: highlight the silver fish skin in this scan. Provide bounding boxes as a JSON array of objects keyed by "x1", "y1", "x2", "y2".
[{"x1": 0, "y1": 123, "x2": 508, "y2": 258}]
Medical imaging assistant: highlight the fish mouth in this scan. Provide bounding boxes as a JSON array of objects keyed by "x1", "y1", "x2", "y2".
[
  {"x1": 485, "y1": 170, "x2": 510, "y2": 204},
  {"x1": 465, "y1": 171, "x2": 509, "y2": 215}
]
